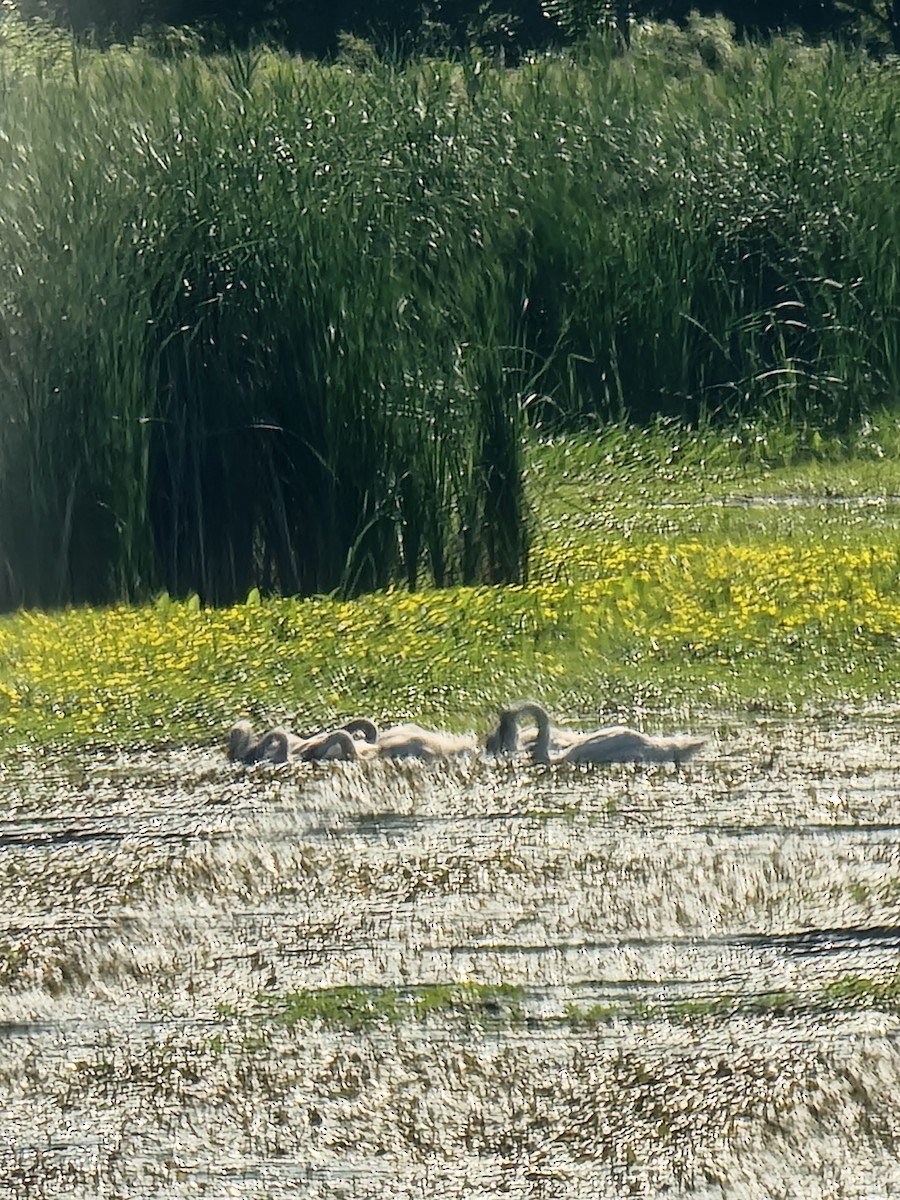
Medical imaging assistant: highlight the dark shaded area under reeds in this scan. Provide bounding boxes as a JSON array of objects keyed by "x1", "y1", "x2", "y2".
[
  {"x1": 0, "y1": 20, "x2": 898, "y2": 609},
  {"x1": 13, "y1": 0, "x2": 900, "y2": 58}
]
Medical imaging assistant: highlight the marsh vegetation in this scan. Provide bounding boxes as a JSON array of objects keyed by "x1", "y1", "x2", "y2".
[
  {"x1": 1, "y1": 17, "x2": 898, "y2": 606},
  {"x1": 2, "y1": 11, "x2": 900, "y2": 1191},
  {"x1": 3, "y1": 423, "x2": 900, "y2": 755},
  {"x1": 3, "y1": 426, "x2": 900, "y2": 1193}
]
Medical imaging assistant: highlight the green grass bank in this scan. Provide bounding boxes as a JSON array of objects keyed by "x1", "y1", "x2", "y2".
[{"x1": 1, "y1": 17, "x2": 898, "y2": 609}]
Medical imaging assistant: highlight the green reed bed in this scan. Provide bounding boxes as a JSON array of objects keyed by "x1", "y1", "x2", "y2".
[
  {"x1": 0, "y1": 19, "x2": 898, "y2": 610},
  {"x1": 0, "y1": 31, "x2": 531, "y2": 608}
]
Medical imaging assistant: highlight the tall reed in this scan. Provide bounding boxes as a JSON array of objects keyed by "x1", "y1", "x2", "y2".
[{"x1": 0, "y1": 16, "x2": 897, "y2": 609}]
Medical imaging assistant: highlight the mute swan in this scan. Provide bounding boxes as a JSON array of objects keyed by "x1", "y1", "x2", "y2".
[
  {"x1": 228, "y1": 721, "x2": 297, "y2": 764},
  {"x1": 276, "y1": 723, "x2": 469, "y2": 764},
  {"x1": 340, "y1": 717, "x2": 378, "y2": 743},
  {"x1": 300, "y1": 729, "x2": 378, "y2": 762},
  {"x1": 292, "y1": 719, "x2": 375, "y2": 760},
  {"x1": 228, "y1": 720, "x2": 258, "y2": 762},
  {"x1": 300, "y1": 720, "x2": 475, "y2": 762},
  {"x1": 492, "y1": 701, "x2": 705, "y2": 765}
]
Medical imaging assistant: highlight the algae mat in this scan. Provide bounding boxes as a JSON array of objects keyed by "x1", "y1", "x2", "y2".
[{"x1": 2, "y1": 716, "x2": 900, "y2": 1197}]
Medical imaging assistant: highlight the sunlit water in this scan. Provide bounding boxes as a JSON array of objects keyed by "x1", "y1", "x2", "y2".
[{"x1": 2, "y1": 716, "x2": 900, "y2": 1197}]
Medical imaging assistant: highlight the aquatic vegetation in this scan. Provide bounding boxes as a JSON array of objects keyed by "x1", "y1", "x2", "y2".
[
  {"x1": 567, "y1": 972, "x2": 900, "y2": 1027},
  {"x1": 822, "y1": 972, "x2": 900, "y2": 1013},
  {"x1": 261, "y1": 983, "x2": 525, "y2": 1029},
  {"x1": 1, "y1": 424, "x2": 899, "y2": 752},
  {"x1": 252, "y1": 974, "x2": 900, "y2": 1033},
  {"x1": 2, "y1": 685, "x2": 900, "y2": 1194}
]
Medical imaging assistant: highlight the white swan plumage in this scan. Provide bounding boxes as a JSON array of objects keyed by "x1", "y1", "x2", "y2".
[
  {"x1": 374, "y1": 722, "x2": 477, "y2": 761},
  {"x1": 293, "y1": 722, "x2": 473, "y2": 762}
]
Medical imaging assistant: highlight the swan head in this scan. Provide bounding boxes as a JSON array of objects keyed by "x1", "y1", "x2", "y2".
[
  {"x1": 341, "y1": 717, "x2": 378, "y2": 744},
  {"x1": 485, "y1": 710, "x2": 520, "y2": 755},
  {"x1": 255, "y1": 728, "x2": 291, "y2": 764},
  {"x1": 228, "y1": 720, "x2": 257, "y2": 763}
]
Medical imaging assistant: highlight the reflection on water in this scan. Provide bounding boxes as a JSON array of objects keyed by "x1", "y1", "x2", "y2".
[{"x1": 2, "y1": 717, "x2": 900, "y2": 1196}]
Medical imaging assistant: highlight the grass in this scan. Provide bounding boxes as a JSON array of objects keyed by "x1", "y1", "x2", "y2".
[
  {"x1": 0, "y1": 18, "x2": 898, "y2": 608},
  {"x1": 243, "y1": 971, "x2": 900, "y2": 1032},
  {"x1": 561, "y1": 971, "x2": 900, "y2": 1027},
  {"x1": 2, "y1": 422, "x2": 900, "y2": 753},
  {"x1": 259, "y1": 983, "x2": 525, "y2": 1029}
]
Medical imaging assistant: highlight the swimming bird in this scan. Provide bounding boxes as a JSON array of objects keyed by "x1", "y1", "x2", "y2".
[
  {"x1": 490, "y1": 701, "x2": 705, "y2": 765},
  {"x1": 299, "y1": 729, "x2": 378, "y2": 762},
  {"x1": 231, "y1": 716, "x2": 479, "y2": 765},
  {"x1": 228, "y1": 721, "x2": 297, "y2": 764},
  {"x1": 340, "y1": 717, "x2": 378, "y2": 744},
  {"x1": 228, "y1": 717, "x2": 379, "y2": 764},
  {"x1": 299, "y1": 720, "x2": 474, "y2": 762},
  {"x1": 228, "y1": 720, "x2": 258, "y2": 763}
]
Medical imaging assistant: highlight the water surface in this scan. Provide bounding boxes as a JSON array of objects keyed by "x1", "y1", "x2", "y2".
[{"x1": 2, "y1": 716, "x2": 900, "y2": 1197}]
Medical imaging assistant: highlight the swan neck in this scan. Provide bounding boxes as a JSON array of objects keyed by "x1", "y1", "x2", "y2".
[
  {"x1": 317, "y1": 730, "x2": 358, "y2": 760},
  {"x1": 522, "y1": 703, "x2": 552, "y2": 763}
]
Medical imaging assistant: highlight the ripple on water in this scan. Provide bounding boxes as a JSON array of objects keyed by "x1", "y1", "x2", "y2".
[{"x1": 2, "y1": 719, "x2": 900, "y2": 1196}]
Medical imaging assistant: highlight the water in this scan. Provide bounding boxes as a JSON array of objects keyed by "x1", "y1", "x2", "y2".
[{"x1": 2, "y1": 716, "x2": 900, "y2": 1196}]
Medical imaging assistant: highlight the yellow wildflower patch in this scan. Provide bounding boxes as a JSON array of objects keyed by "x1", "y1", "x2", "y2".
[{"x1": 1, "y1": 531, "x2": 900, "y2": 749}]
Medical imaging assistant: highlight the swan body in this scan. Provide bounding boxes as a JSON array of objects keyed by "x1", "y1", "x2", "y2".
[
  {"x1": 375, "y1": 722, "x2": 477, "y2": 761},
  {"x1": 293, "y1": 724, "x2": 472, "y2": 763},
  {"x1": 289, "y1": 716, "x2": 378, "y2": 759},
  {"x1": 300, "y1": 729, "x2": 378, "y2": 762},
  {"x1": 492, "y1": 701, "x2": 705, "y2": 765},
  {"x1": 229, "y1": 716, "x2": 474, "y2": 764}
]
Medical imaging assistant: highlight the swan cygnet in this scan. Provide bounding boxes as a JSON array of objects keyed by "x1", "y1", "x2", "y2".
[
  {"x1": 228, "y1": 721, "x2": 296, "y2": 764},
  {"x1": 229, "y1": 717, "x2": 378, "y2": 764},
  {"x1": 292, "y1": 717, "x2": 379, "y2": 757},
  {"x1": 341, "y1": 717, "x2": 378, "y2": 743},
  {"x1": 228, "y1": 720, "x2": 258, "y2": 763},
  {"x1": 492, "y1": 701, "x2": 706, "y2": 766},
  {"x1": 374, "y1": 722, "x2": 477, "y2": 762}
]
